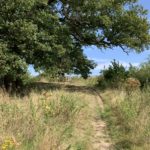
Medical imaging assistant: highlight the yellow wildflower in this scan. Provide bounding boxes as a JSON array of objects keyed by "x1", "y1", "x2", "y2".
[{"x1": 1, "y1": 136, "x2": 20, "y2": 150}]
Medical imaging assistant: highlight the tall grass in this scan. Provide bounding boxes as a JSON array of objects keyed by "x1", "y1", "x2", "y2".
[
  {"x1": 0, "y1": 89, "x2": 88, "y2": 150},
  {"x1": 71, "y1": 77, "x2": 98, "y2": 87},
  {"x1": 100, "y1": 87, "x2": 150, "y2": 150}
]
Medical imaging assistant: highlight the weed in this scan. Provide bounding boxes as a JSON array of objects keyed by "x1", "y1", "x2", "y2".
[
  {"x1": 0, "y1": 90, "x2": 87, "y2": 150},
  {"x1": 100, "y1": 87, "x2": 150, "y2": 149}
]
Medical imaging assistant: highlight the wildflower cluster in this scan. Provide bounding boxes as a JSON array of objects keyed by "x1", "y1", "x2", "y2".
[
  {"x1": 41, "y1": 92, "x2": 53, "y2": 115},
  {"x1": 42, "y1": 99, "x2": 51, "y2": 114},
  {"x1": 1, "y1": 137, "x2": 15, "y2": 150}
]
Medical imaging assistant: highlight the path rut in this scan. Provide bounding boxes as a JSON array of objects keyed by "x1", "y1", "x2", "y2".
[
  {"x1": 64, "y1": 84, "x2": 113, "y2": 150},
  {"x1": 90, "y1": 88, "x2": 112, "y2": 150},
  {"x1": 35, "y1": 82, "x2": 113, "y2": 149}
]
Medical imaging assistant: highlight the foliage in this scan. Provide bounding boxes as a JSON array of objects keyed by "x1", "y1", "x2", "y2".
[
  {"x1": 1, "y1": 0, "x2": 150, "y2": 91},
  {"x1": 98, "y1": 60, "x2": 129, "y2": 88},
  {"x1": 129, "y1": 59, "x2": 150, "y2": 87},
  {"x1": 49, "y1": 0, "x2": 150, "y2": 51},
  {"x1": 97, "y1": 56, "x2": 150, "y2": 89},
  {"x1": 125, "y1": 77, "x2": 141, "y2": 94}
]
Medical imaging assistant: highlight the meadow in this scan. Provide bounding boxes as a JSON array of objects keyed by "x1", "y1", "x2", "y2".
[
  {"x1": 100, "y1": 86, "x2": 150, "y2": 150},
  {"x1": 0, "y1": 77, "x2": 150, "y2": 150},
  {"x1": 0, "y1": 82, "x2": 100, "y2": 150},
  {"x1": 0, "y1": 64, "x2": 150, "y2": 150},
  {"x1": 1, "y1": 0, "x2": 150, "y2": 149}
]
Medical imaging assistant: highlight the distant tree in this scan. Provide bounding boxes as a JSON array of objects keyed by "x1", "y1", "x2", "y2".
[
  {"x1": 98, "y1": 60, "x2": 129, "y2": 88},
  {"x1": 129, "y1": 56, "x2": 150, "y2": 86},
  {"x1": 0, "y1": 0, "x2": 150, "y2": 91}
]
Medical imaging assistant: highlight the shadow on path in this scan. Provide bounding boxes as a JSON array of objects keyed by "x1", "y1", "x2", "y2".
[{"x1": 31, "y1": 82, "x2": 95, "y2": 95}]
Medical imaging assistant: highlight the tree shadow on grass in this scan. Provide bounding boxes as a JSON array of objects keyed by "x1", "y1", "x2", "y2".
[
  {"x1": 30, "y1": 82, "x2": 95, "y2": 95},
  {"x1": 113, "y1": 140, "x2": 133, "y2": 150}
]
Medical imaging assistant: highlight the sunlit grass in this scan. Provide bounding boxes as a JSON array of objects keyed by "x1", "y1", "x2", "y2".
[
  {"x1": 100, "y1": 87, "x2": 150, "y2": 150},
  {"x1": 0, "y1": 88, "x2": 92, "y2": 150}
]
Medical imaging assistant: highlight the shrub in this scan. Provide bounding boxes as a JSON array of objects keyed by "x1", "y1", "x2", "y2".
[
  {"x1": 128, "y1": 62, "x2": 150, "y2": 87},
  {"x1": 98, "y1": 60, "x2": 129, "y2": 88},
  {"x1": 97, "y1": 58, "x2": 150, "y2": 89},
  {"x1": 125, "y1": 77, "x2": 141, "y2": 93}
]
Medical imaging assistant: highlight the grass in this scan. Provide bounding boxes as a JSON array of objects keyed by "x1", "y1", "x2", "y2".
[
  {"x1": 70, "y1": 77, "x2": 98, "y2": 87},
  {"x1": 0, "y1": 87, "x2": 92, "y2": 150},
  {"x1": 100, "y1": 87, "x2": 150, "y2": 150},
  {"x1": 2, "y1": 76, "x2": 149, "y2": 150}
]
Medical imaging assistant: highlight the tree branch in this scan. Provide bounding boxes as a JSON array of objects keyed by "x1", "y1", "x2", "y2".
[
  {"x1": 120, "y1": 45, "x2": 129, "y2": 55},
  {"x1": 48, "y1": 0, "x2": 56, "y2": 5}
]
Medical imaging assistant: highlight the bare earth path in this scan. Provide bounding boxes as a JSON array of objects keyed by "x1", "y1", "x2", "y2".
[
  {"x1": 64, "y1": 84, "x2": 113, "y2": 150},
  {"x1": 90, "y1": 88, "x2": 112, "y2": 150}
]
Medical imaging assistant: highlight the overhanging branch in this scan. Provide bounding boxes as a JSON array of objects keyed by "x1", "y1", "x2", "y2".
[
  {"x1": 120, "y1": 45, "x2": 129, "y2": 55},
  {"x1": 48, "y1": 0, "x2": 56, "y2": 5}
]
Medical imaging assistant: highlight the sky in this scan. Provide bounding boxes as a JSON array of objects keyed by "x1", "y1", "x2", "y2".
[
  {"x1": 84, "y1": 0, "x2": 150, "y2": 75},
  {"x1": 29, "y1": 0, "x2": 150, "y2": 76}
]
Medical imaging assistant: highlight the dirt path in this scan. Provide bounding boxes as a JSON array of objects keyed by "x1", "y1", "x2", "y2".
[
  {"x1": 64, "y1": 84, "x2": 113, "y2": 150},
  {"x1": 90, "y1": 88, "x2": 112, "y2": 150},
  {"x1": 34, "y1": 82, "x2": 112, "y2": 149}
]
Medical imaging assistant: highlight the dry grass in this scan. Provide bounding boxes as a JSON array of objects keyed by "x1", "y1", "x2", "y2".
[
  {"x1": 0, "y1": 87, "x2": 93, "y2": 150},
  {"x1": 100, "y1": 87, "x2": 150, "y2": 150},
  {"x1": 70, "y1": 77, "x2": 98, "y2": 87}
]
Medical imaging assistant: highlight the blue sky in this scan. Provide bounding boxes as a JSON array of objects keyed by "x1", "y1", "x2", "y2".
[
  {"x1": 84, "y1": 0, "x2": 150, "y2": 75},
  {"x1": 29, "y1": 0, "x2": 150, "y2": 76}
]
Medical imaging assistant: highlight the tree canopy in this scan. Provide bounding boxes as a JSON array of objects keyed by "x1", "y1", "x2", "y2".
[
  {"x1": 48, "y1": 0, "x2": 150, "y2": 51},
  {"x1": 0, "y1": 0, "x2": 150, "y2": 90}
]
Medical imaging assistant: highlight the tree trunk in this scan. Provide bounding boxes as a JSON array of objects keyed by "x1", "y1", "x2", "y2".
[{"x1": 3, "y1": 75, "x2": 12, "y2": 93}]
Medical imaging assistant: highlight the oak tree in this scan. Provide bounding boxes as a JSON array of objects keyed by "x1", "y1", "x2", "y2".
[{"x1": 0, "y1": 0, "x2": 150, "y2": 91}]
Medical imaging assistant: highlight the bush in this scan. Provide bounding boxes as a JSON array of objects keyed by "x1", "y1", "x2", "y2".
[
  {"x1": 129, "y1": 62, "x2": 150, "y2": 87},
  {"x1": 98, "y1": 60, "x2": 129, "y2": 88},
  {"x1": 125, "y1": 77, "x2": 141, "y2": 93},
  {"x1": 97, "y1": 58, "x2": 150, "y2": 89}
]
